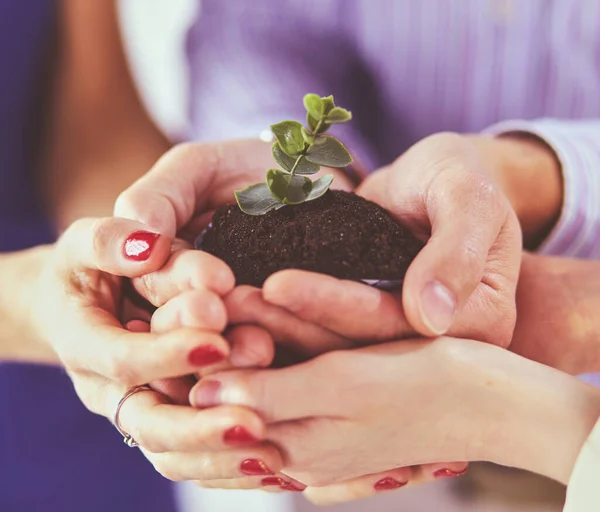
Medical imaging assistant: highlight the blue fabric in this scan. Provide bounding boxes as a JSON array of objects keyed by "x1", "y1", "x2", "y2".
[{"x1": 0, "y1": 2, "x2": 177, "y2": 510}]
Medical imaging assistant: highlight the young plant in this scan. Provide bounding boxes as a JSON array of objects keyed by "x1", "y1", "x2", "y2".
[{"x1": 235, "y1": 94, "x2": 353, "y2": 215}]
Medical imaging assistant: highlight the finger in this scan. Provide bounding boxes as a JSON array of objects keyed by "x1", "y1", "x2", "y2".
[
  {"x1": 96, "y1": 380, "x2": 267, "y2": 453},
  {"x1": 56, "y1": 217, "x2": 171, "y2": 277},
  {"x1": 125, "y1": 320, "x2": 195, "y2": 405},
  {"x1": 114, "y1": 140, "x2": 274, "y2": 236},
  {"x1": 198, "y1": 475, "x2": 305, "y2": 492},
  {"x1": 189, "y1": 362, "x2": 334, "y2": 422},
  {"x1": 226, "y1": 286, "x2": 351, "y2": 355},
  {"x1": 194, "y1": 325, "x2": 276, "y2": 379},
  {"x1": 146, "y1": 443, "x2": 284, "y2": 482},
  {"x1": 132, "y1": 248, "x2": 235, "y2": 307},
  {"x1": 263, "y1": 271, "x2": 415, "y2": 341},
  {"x1": 63, "y1": 311, "x2": 231, "y2": 386},
  {"x1": 151, "y1": 289, "x2": 228, "y2": 333},
  {"x1": 411, "y1": 462, "x2": 469, "y2": 484},
  {"x1": 304, "y1": 467, "x2": 412, "y2": 505}
]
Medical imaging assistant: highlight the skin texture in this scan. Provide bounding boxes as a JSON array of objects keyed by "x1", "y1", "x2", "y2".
[{"x1": 188, "y1": 338, "x2": 600, "y2": 503}]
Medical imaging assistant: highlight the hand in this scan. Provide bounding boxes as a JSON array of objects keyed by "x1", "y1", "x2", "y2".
[
  {"x1": 259, "y1": 133, "x2": 522, "y2": 347},
  {"x1": 23, "y1": 216, "x2": 294, "y2": 484},
  {"x1": 114, "y1": 139, "x2": 353, "y2": 241},
  {"x1": 189, "y1": 338, "x2": 600, "y2": 503},
  {"x1": 510, "y1": 253, "x2": 600, "y2": 375}
]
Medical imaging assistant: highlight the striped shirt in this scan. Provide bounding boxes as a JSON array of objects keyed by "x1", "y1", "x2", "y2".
[{"x1": 186, "y1": 0, "x2": 600, "y2": 258}]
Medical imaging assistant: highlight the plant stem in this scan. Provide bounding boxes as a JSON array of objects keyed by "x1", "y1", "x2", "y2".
[
  {"x1": 289, "y1": 154, "x2": 304, "y2": 177},
  {"x1": 290, "y1": 119, "x2": 322, "y2": 177}
]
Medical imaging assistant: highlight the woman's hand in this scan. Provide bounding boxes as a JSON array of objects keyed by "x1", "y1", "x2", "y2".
[
  {"x1": 189, "y1": 338, "x2": 600, "y2": 503},
  {"x1": 13, "y1": 216, "x2": 295, "y2": 485}
]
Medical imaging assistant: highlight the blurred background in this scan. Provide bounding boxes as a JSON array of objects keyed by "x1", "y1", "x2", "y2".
[{"x1": 116, "y1": 2, "x2": 565, "y2": 511}]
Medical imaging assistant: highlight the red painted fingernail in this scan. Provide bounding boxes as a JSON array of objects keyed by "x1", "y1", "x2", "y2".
[
  {"x1": 123, "y1": 231, "x2": 159, "y2": 261},
  {"x1": 188, "y1": 345, "x2": 225, "y2": 367},
  {"x1": 192, "y1": 380, "x2": 221, "y2": 408},
  {"x1": 240, "y1": 459, "x2": 273, "y2": 476},
  {"x1": 434, "y1": 467, "x2": 468, "y2": 478},
  {"x1": 223, "y1": 426, "x2": 260, "y2": 446},
  {"x1": 262, "y1": 477, "x2": 289, "y2": 487},
  {"x1": 281, "y1": 482, "x2": 306, "y2": 492},
  {"x1": 374, "y1": 477, "x2": 407, "y2": 491}
]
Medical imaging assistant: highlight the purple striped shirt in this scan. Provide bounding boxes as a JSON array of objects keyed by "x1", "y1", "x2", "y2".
[{"x1": 186, "y1": 0, "x2": 600, "y2": 258}]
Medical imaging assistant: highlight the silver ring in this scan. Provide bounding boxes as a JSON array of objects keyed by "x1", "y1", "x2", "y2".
[{"x1": 113, "y1": 384, "x2": 153, "y2": 447}]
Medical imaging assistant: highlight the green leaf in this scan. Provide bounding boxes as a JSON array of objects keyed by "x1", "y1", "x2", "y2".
[
  {"x1": 306, "y1": 174, "x2": 334, "y2": 201},
  {"x1": 272, "y1": 142, "x2": 320, "y2": 175},
  {"x1": 285, "y1": 175, "x2": 313, "y2": 203},
  {"x1": 326, "y1": 107, "x2": 352, "y2": 124},
  {"x1": 301, "y1": 126, "x2": 315, "y2": 145},
  {"x1": 235, "y1": 183, "x2": 284, "y2": 215},
  {"x1": 321, "y1": 95, "x2": 335, "y2": 114},
  {"x1": 306, "y1": 112, "x2": 331, "y2": 134},
  {"x1": 267, "y1": 169, "x2": 312, "y2": 204},
  {"x1": 294, "y1": 156, "x2": 321, "y2": 175},
  {"x1": 270, "y1": 120, "x2": 305, "y2": 157},
  {"x1": 272, "y1": 142, "x2": 296, "y2": 171},
  {"x1": 303, "y1": 94, "x2": 324, "y2": 120},
  {"x1": 266, "y1": 168, "x2": 291, "y2": 201},
  {"x1": 305, "y1": 135, "x2": 353, "y2": 167}
]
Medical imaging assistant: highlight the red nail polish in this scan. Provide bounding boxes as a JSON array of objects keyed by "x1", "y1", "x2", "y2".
[
  {"x1": 188, "y1": 345, "x2": 225, "y2": 367},
  {"x1": 280, "y1": 482, "x2": 306, "y2": 492},
  {"x1": 240, "y1": 459, "x2": 273, "y2": 476},
  {"x1": 434, "y1": 467, "x2": 468, "y2": 478},
  {"x1": 223, "y1": 426, "x2": 259, "y2": 446},
  {"x1": 192, "y1": 380, "x2": 222, "y2": 408},
  {"x1": 374, "y1": 477, "x2": 407, "y2": 491},
  {"x1": 262, "y1": 477, "x2": 289, "y2": 487},
  {"x1": 123, "y1": 231, "x2": 159, "y2": 261}
]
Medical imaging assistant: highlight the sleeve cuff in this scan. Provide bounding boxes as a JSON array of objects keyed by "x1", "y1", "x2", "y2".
[
  {"x1": 564, "y1": 416, "x2": 600, "y2": 512},
  {"x1": 483, "y1": 119, "x2": 600, "y2": 258}
]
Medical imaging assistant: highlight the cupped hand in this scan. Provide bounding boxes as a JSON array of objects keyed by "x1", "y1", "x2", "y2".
[
  {"x1": 28, "y1": 216, "x2": 294, "y2": 484},
  {"x1": 189, "y1": 337, "x2": 600, "y2": 503},
  {"x1": 261, "y1": 132, "x2": 522, "y2": 348}
]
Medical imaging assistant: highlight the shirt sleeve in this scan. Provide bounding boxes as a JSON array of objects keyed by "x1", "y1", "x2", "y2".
[
  {"x1": 483, "y1": 119, "x2": 600, "y2": 259},
  {"x1": 564, "y1": 416, "x2": 600, "y2": 512}
]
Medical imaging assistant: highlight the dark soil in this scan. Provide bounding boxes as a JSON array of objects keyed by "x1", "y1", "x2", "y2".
[{"x1": 197, "y1": 190, "x2": 424, "y2": 287}]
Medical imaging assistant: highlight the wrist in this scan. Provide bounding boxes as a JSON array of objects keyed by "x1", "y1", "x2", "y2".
[
  {"x1": 468, "y1": 134, "x2": 563, "y2": 249},
  {"x1": 0, "y1": 245, "x2": 60, "y2": 364},
  {"x1": 484, "y1": 349, "x2": 600, "y2": 484}
]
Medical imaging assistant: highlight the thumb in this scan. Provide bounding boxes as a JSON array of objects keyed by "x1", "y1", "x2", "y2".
[{"x1": 56, "y1": 217, "x2": 172, "y2": 278}]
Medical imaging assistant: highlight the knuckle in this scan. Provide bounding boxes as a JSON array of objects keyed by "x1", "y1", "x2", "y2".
[
  {"x1": 138, "y1": 273, "x2": 162, "y2": 306},
  {"x1": 105, "y1": 347, "x2": 138, "y2": 386}
]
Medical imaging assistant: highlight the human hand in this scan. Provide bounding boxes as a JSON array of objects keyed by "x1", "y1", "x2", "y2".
[
  {"x1": 22, "y1": 216, "x2": 296, "y2": 484},
  {"x1": 190, "y1": 337, "x2": 600, "y2": 504},
  {"x1": 258, "y1": 133, "x2": 522, "y2": 348}
]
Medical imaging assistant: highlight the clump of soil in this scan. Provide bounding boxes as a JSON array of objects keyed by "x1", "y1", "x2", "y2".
[{"x1": 197, "y1": 190, "x2": 424, "y2": 287}]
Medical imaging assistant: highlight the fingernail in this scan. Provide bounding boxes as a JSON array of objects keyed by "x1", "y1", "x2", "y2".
[
  {"x1": 280, "y1": 482, "x2": 306, "y2": 492},
  {"x1": 192, "y1": 380, "x2": 221, "y2": 407},
  {"x1": 123, "y1": 231, "x2": 159, "y2": 261},
  {"x1": 420, "y1": 281, "x2": 456, "y2": 334},
  {"x1": 240, "y1": 459, "x2": 273, "y2": 476},
  {"x1": 262, "y1": 477, "x2": 289, "y2": 487},
  {"x1": 223, "y1": 426, "x2": 259, "y2": 446},
  {"x1": 374, "y1": 477, "x2": 408, "y2": 491},
  {"x1": 188, "y1": 345, "x2": 225, "y2": 367},
  {"x1": 434, "y1": 467, "x2": 468, "y2": 478}
]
